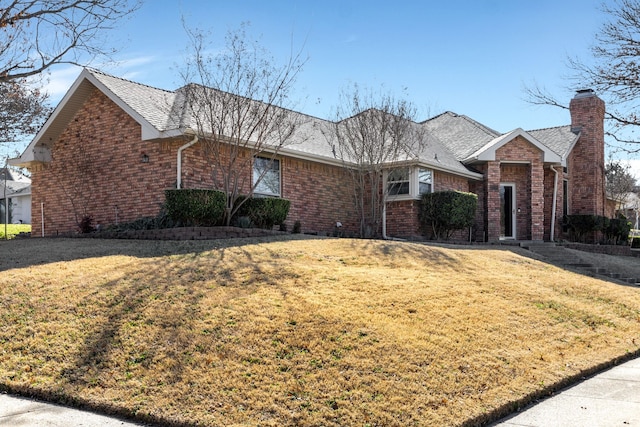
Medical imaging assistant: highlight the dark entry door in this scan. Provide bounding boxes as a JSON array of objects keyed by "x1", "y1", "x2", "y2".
[{"x1": 500, "y1": 183, "x2": 515, "y2": 239}]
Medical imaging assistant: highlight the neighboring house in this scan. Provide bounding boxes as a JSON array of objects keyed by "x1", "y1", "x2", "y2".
[
  {"x1": 0, "y1": 167, "x2": 31, "y2": 224},
  {"x1": 10, "y1": 69, "x2": 608, "y2": 241},
  {"x1": 616, "y1": 192, "x2": 640, "y2": 230}
]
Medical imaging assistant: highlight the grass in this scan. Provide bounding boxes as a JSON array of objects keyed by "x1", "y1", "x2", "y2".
[
  {"x1": 1, "y1": 235, "x2": 640, "y2": 426},
  {"x1": 0, "y1": 223, "x2": 30, "y2": 239}
]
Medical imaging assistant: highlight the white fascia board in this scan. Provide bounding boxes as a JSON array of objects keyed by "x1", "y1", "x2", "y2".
[
  {"x1": 464, "y1": 128, "x2": 562, "y2": 164},
  {"x1": 559, "y1": 131, "x2": 581, "y2": 167},
  {"x1": 13, "y1": 69, "x2": 94, "y2": 164}
]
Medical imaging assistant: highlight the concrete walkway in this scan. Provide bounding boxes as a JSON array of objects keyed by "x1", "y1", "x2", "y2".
[
  {"x1": 492, "y1": 357, "x2": 640, "y2": 427},
  {"x1": 1, "y1": 357, "x2": 639, "y2": 426},
  {"x1": 0, "y1": 394, "x2": 148, "y2": 426}
]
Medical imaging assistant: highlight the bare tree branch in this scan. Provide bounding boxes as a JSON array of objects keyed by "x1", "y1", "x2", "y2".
[
  {"x1": 178, "y1": 23, "x2": 307, "y2": 226},
  {"x1": 0, "y1": 0, "x2": 143, "y2": 82},
  {"x1": 327, "y1": 84, "x2": 425, "y2": 238},
  {"x1": 0, "y1": 79, "x2": 51, "y2": 143}
]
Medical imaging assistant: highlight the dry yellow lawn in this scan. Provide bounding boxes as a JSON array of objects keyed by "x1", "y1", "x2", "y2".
[{"x1": 1, "y1": 236, "x2": 640, "y2": 426}]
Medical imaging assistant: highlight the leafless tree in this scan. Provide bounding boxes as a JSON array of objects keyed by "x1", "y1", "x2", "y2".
[
  {"x1": 526, "y1": 0, "x2": 640, "y2": 150},
  {"x1": 606, "y1": 158, "x2": 637, "y2": 210},
  {"x1": 0, "y1": 80, "x2": 51, "y2": 144},
  {"x1": 178, "y1": 24, "x2": 306, "y2": 226},
  {"x1": 327, "y1": 85, "x2": 424, "y2": 238},
  {"x1": 51, "y1": 130, "x2": 94, "y2": 231},
  {"x1": 0, "y1": 0, "x2": 142, "y2": 82}
]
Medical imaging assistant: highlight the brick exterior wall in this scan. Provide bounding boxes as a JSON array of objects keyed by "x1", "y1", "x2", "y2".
[
  {"x1": 27, "y1": 84, "x2": 607, "y2": 243},
  {"x1": 385, "y1": 170, "x2": 470, "y2": 239},
  {"x1": 569, "y1": 91, "x2": 606, "y2": 217},
  {"x1": 30, "y1": 88, "x2": 358, "y2": 237},
  {"x1": 543, "y1": 166, "x2": 564, "y2": 241},
  {"x1": 31, "y1": 88, "x2": 175, "y2": 236}
]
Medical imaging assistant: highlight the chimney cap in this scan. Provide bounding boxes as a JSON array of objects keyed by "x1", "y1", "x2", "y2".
[{"x1": 574, "y1": 88, "x2": 596, "y2": 99}]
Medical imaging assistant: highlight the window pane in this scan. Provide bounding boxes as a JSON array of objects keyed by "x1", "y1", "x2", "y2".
[
  {"x1": 253, "y1": 157, "x2": 280, "y2": 196},
  {"x1": 388, "y1": 168, "x2": 409, "y2": 182},
  {"x1": 387, "y1": 167, "x2": 410, "y2": 195},
  {"x1": 388, "y1": 181, "x2": 410, "y2": 195},
  {"x1": 418, "y1": 168, "x2": 432, "y2": 194}
]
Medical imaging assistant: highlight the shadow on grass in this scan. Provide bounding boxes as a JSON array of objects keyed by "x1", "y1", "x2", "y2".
[
  {"x1": 11, "y1": 237, "x2": 304, "y2": 425},
  {"x1": 0, "y1": 233, "x2": 321, "y2": 272}
]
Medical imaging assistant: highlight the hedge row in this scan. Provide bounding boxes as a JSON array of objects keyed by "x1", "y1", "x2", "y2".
[
  {"x1": 234, "y1": 196, "x2": 291, "y2": 229},
  {"x1": 564, "y1": 214, "x2": 630, "y2": 245},
  {"x1": 164, "y1": 189, "x2": 226, "y2": 226},
  {"x1": 164, "y1": 189, "x2": 290, "y2": 229},
  {"x1": 419, "y1": 191, "x2": 477, "y2": 240}
]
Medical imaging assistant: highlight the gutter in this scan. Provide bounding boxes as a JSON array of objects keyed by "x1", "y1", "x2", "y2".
[
  {"x1": 177, "y1": 130, "x2": 198, "y2": 189},
  {"x1": 550, "y1": 165, "x2": 559, "y2": 242}
]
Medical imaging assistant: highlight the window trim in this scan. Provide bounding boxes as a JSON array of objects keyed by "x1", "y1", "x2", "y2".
[
  {"x1": 385, "y1": 166, "x2": 433, "y2": 201},
  {"x1": 252, "y1": 156, "x2": 281, "y2": 197}
]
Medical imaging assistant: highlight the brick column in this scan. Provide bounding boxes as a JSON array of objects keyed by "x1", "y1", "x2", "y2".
[
  {"x1": 569, "y1": 90, "x2": 606, "y2": 217},
  {"x1": 530, "y1": 159, "x2": 545, "y2": 241},
  {"x1": 486, "y1": 161, "x2": 501, "y2": 241}
]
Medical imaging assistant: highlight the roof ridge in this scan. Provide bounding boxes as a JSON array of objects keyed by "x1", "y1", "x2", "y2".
[
  {"x1": 86, "y1": 67, "x2": 175, "y2": 95},
  {"x1": 420, "y1": 110, "x2": 456, "y2": 124},
  {"x1": 457, "y1": 114, "x2": 501, "y2": 136},
  {"x1": 526, "y1": 124, "x2": 571, "y2": 132}
]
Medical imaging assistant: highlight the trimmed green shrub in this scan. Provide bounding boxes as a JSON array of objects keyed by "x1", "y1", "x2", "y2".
[
  {"x1": 164, "y1": 189, "x2": 226, "y2": 226},
  {"x1": 564, "y1": 214, "x2": 609, "y2": 243},
  {"x1": 419, "y1": 191, "x2": 477, "y2": 240},
  {"x1": 234, "y1": 196, "x2": 291, "y2": 229}
]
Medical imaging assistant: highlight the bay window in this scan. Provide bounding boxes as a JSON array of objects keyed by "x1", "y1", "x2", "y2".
[{"x1": 386, "y1": 166, "x2": 433, "y2": 199}]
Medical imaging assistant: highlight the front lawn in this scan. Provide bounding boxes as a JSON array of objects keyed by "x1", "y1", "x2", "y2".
[
  {"x1": 0, "y1": 223, "x2": 30, "y2": 239},
  {"x1": 1, "y1": 236, "x2": 639, "y2": 426}
]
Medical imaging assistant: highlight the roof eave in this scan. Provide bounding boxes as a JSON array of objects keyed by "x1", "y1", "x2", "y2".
[{"x1": 463, "y1": 128, "x2": 563, "y2": 164}]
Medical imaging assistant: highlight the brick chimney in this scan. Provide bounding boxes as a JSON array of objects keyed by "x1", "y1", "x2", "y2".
[{"x1": 568, "y1": 89, "x2": 606, "y2": 216}]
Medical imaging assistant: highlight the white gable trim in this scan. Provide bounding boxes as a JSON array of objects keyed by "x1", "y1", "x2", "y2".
[
  {"x1": 463, "y1": 128, "x2": 562, "y2": 164},
  {"x1": 9, "y1": 69, "x2": 170, "y2": 167}
]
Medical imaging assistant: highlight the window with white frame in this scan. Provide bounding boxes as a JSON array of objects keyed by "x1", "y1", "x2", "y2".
[
  {"x1": 253, "y1": 156, "x2": 281, "y2": 196},
  {"x1": 387, "y1": 168, "x2": 410, "y2": 195},
  {"x1": 418, "y1": 168, "x2": 432, "y2": 195},
  {"x1": 386, "y1": 166, "x2": 433, "y2": 198}
]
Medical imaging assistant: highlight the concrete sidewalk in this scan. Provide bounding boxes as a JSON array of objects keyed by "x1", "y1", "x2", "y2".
[
  {"x1": 1, "y1": 357, "x2": 639, "y2": 426},
  {"x1": 0, "y1": 394, "x2": 148, "y2": 426},
  {"x1": 492, "y1": 356, "x2": 640, "y2": 427}
]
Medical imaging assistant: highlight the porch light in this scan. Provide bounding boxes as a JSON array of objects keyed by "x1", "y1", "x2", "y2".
[{"x1": 141, "y1": 153, "x2": 149, "y2": 163}]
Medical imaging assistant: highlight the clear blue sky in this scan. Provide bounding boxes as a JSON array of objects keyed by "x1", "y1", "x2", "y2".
[{"x1": 38, "y1": 0, "x2": 637, "y2": 169}]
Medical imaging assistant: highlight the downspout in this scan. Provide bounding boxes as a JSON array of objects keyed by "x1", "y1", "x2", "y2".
[
  {"x1": 550, "y1": 165, "x2": 559, "y2": 242},
  {"x1": 382, "y1": 200, "x2": 387, "y2": 239},
  {"x1": 41, "y1": 202, "x2": 45, "y2": 237},
  {"x1": 177, "y1": 130, "x2": 198, "y2": 189}
]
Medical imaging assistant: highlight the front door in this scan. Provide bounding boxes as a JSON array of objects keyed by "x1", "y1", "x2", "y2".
[{"x1": 500, "y1": 183, "x2": 516, "y2": 239}]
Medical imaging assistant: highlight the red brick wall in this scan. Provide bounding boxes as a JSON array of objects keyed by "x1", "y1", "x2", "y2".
[
  {"x1": 492, "y1": 136, "x2": 545, "y2": 241},
  {"x1": 29, "y1": 87, "x2": 359, "y2": 237},
  {"x1": 569, "y1": 92, "x2": 606, "y2": 217},
  {"x1": 31, "y1": 88, "x2": 176, "y2": 236},
  {"x1": 385, "y1": 171, "x2": 471, "y2": 239},
  {"x1": 281, "y1": 158, "x2": 357, "y2": 235},
  {"x1": 499, "y1": 163, "x2": 531, "y2": 239},
  {"x1": 385, "y1": 199, "x2": 421, "y2": 238},
  {"x1": 543, "y1": 166, "x2": 564, "y2": 241}
]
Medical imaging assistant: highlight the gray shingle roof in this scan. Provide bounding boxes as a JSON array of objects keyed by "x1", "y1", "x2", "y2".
[
  {"x1": 421, "y1": 112, "x2": 501, "y2": 161},
  {"x1": 89, "y1": 69, "x2": 182, "y2": 131},
  {"x1": 14, "y1": 68, "x2": 578, "y2": 178},
  {"x1": 527, "y1": 125, "x2": 579, "y2": 160}
]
